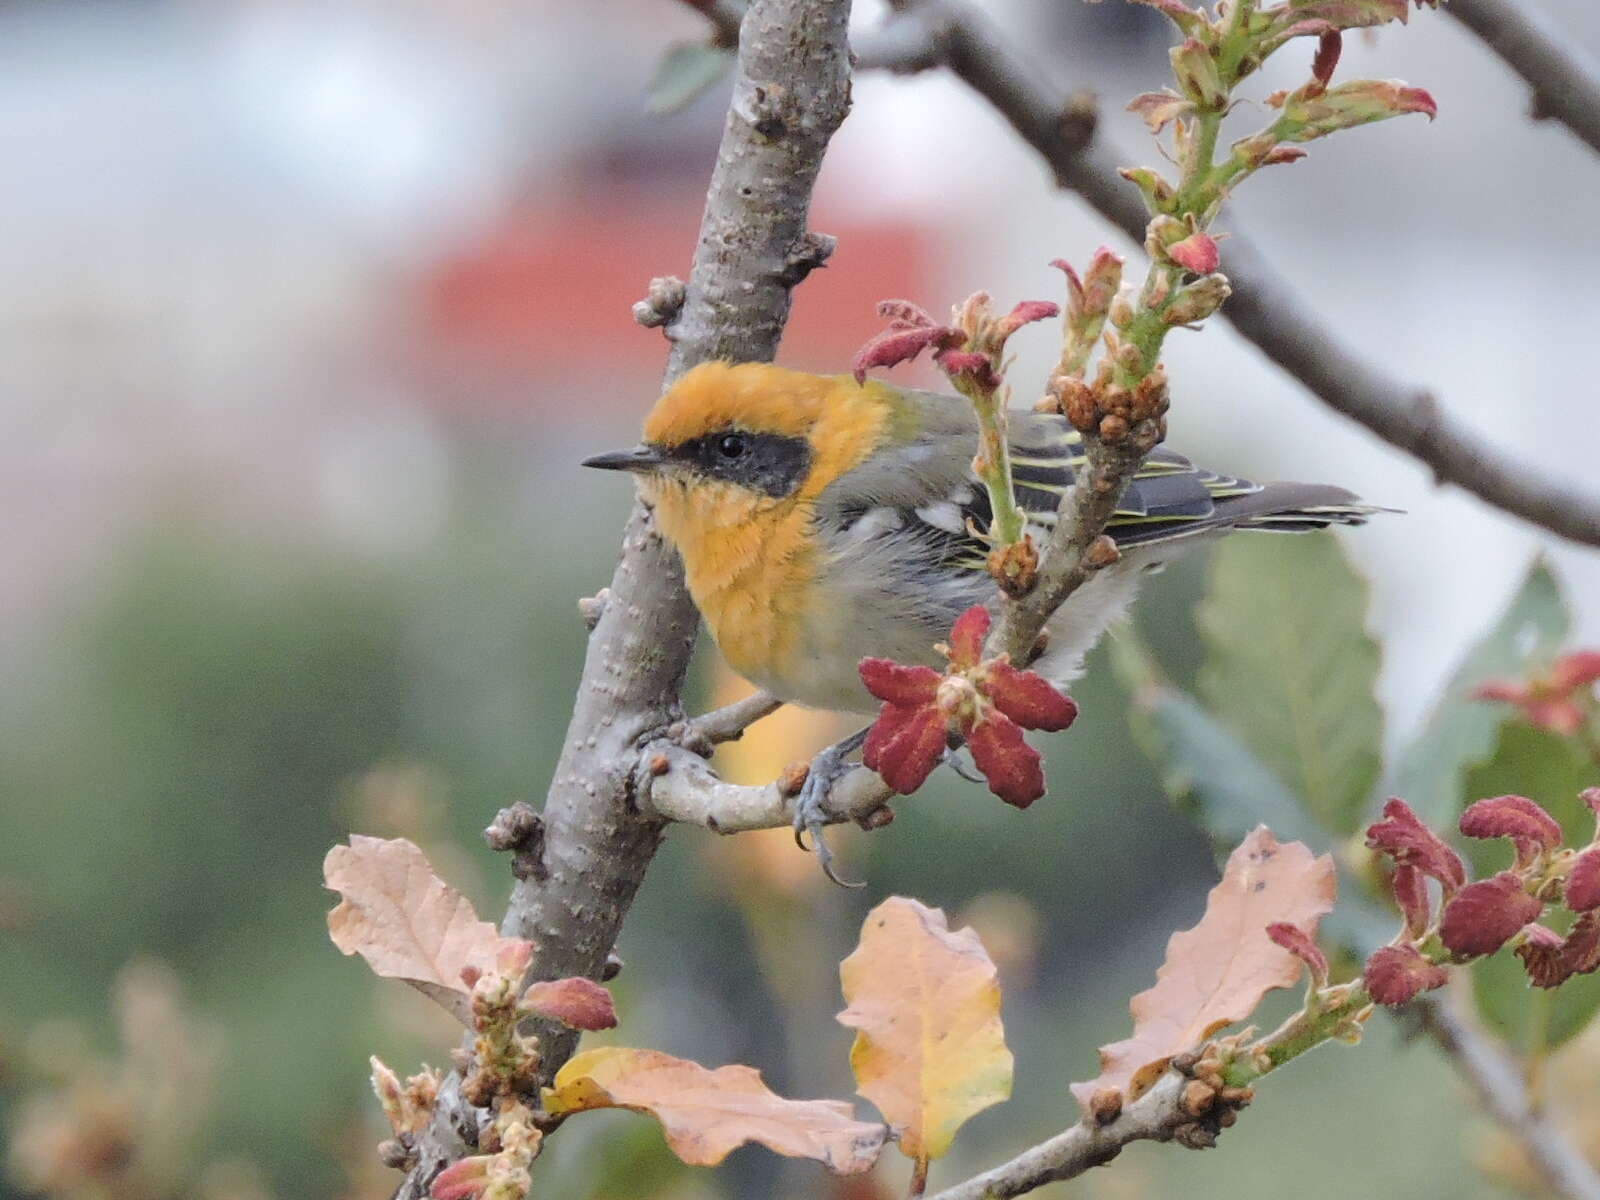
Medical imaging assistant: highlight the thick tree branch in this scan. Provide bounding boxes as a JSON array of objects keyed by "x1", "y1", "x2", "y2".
[
  {"x1": 861, "y1": 0, "x2": 1600, "y2": 550},
  {"x1": 393, "y1": 0, "x2": 852, "y2": 1193},
  {"x1": 1447, "y1": 0, "x2": 1600, "y2": 160},
  {"x1": 1418, "y1": 994, "x2": 1600, "y2": 1200}
]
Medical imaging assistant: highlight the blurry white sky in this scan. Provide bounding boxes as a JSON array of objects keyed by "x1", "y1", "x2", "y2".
[{"x1": 0, "y1": 0, "x2": 1596, "y2": 746}]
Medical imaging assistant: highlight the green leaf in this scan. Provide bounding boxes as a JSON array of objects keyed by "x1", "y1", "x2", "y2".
[
  {"x1": 1473, "y1": 954, "x2": 1600, "y2": 1059},
  {"x1": 1394, "y1": 562, "x2": 1570, "y2": 830},
  {"x1": 1109, "y1": 634, "x2": 1392, "y2": 955},
  {"x1": 1196, "y1": 532, "x2": 1383, "y2": 837},
  {"x1": 1463, "y1": 721, "x2": 1600, "y2": 1053},
  {"x1": 646, "y1": 42, "x2": 734, "y2": 115},
  {"x1": 1112, "y1": 634, "x2": 1317, "y2": 849}
]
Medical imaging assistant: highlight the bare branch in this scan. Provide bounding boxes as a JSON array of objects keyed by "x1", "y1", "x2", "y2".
[
  {"x1": 863, "y1": 0, "x2": 1600, "y2": 550},
  {"x1": 922, "y1": 1073, "x2": 1197, "y2": 1200},
  {"x1": 640, "y1": 744, "x2": 894, "y2": 832},
  {"x1": 392, "y1": 0, "x2": 852, "y2": 1192},
  {"x1": 1447, "y1": 0, "x2": 1600, "y2": 160},
  {"x1": 687, "y1": 690, "x2": 785, "y2": 744},
  {"x1": 1418, "y1": 994, "x2": 1600, "y2": 1200}
]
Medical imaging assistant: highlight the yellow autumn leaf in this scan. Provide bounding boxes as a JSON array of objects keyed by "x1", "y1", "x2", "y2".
[
  {"x1": 837, "y1": 896, "x2": 1013, "y2": 1162},
  {"x1": 545, "y1": 1046, "x2": 885, "y2": 1174},
  {"x1": 1069, "y1": 826, "x2": 1336, "y2": 1111}
]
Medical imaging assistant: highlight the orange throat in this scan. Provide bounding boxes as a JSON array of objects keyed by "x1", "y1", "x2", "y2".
[{"x1": 644, "y1": 477, "x2": 815, "y2": 686}]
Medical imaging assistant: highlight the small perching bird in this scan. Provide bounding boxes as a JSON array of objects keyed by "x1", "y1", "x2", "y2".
[{"x1": 585, "y1": 362, "x2": 1376, "y2": 860}]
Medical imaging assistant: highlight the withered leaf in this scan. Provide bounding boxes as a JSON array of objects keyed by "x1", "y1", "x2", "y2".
[
  {"x1": 545, "y1": 1047, "x2": 884, "y2": 1174},
  {"x1": 324, "y1": 835, "x2": 525, "y2": 1025},
  {"x1": 838, "y1": 897, "x2": 1012, "y2": 1163},
  {"x1": 1070, "y1": 827, "x2": 1335, "y2": 1110}
]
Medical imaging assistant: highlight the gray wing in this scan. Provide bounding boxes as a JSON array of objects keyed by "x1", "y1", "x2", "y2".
[{"x1": 816, "y1": 391, "x2": 1378, "y2": 569}]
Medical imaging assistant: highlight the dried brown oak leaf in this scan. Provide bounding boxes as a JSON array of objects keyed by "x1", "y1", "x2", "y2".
[
  {"x1": 544, "y1": 1047, "x2": 885, "y2": 1174},
  {"x1": 838, "y1": 897, "x2": 1013, "y2": 1166},
  {"x1": 324, "y1": 835, "x2": 528, "y2": 1026},
  {"x1": 1070, "y1": 826, "x2": 1336, "y2": 1111}
]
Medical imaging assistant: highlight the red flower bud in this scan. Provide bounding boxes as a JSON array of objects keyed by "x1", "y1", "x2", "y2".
[
  {"x1": 984, "y1": 660, "x2": 1080, "y2": 732},
  {"x1": 431, "y1": 1155, "x2": 491, "y2": 1200},
  {"x1": 861, "y1": 701, "x2": 949, "y2": 795},
  {"x1": 1562, "y1": 911, "x2": 1600, "y2": 975},
  {"x1": 1310, "y1": 30, "x2": 1342, "y2": 93},
  {"x1": 1266, "y1": 921, "x2": 1328, "y2": 986},
  {"x1": 1365, "y1": 797, "x2": 1467, "y2": 891},
  {"x1": 935, "y1": 349, "x2": 999, "y2": 387},
  {"x1": 1550, "y1": 650, "x2": 1600, "y2": 692},
  {"x1": 860, "y1": 607, "x2": 1078, "y2": 803},
  {"x1": 1460, "y1": 794, "x2": 1563, "y2": 866},
  {"x1": 1364, "y1": 944, "x2": 1448, "y2": 1006},
  {"x1": 859, "y1": 658, "x2": 941, "y2": 708},
  {"x1": 1391, "y1": 864, "x2": 1432, "y2": 939},
  {"x1": 967, "y1": 710, "x2": 1045, "y2": 808},
  {"x1": 1262, "y1": 146, "x2": 1309, "y2": 165},
  {"x1": 1166, "y1": 231, "x2": 1220, "y2": 275},
  {"x1": 993, "y1": 300, "x2": 1060, "y2": 339},
  {"x1": 521, "y1": 976, "x2": 618, "y2": 1030},
  {"x1": 1473, "y1": 656, "x2": 1597, "y2": 736},
  {"x1": 1566, "y1": 846, "x2": 1600, "y2": 913},
  {"x1": 1440, "y1": 872, "x2": 1543, "y2": 958},
  {"x1": 1515, "y1": 923, "x2": 1572, "y2": 988},
  {"x1": 851, "y1": 321, "x2": 965, "y2": 384},
  {"x1": 948, "y1": 604, "x2": 990, "y2": 669}
]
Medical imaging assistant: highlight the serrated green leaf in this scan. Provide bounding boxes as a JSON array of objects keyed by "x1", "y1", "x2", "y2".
[
  {"x1": 1464, "y1": 721, "x2": 1600, "y2": 1053},
  {"x1": 646, "y1": 42, "x2": 734, "y2": 115},
  {"x1": 1109, "y1": 633, "x2": 1392, "y2": 955},
  {"x1": 1394, "y1": 562, "x2": 1570, "y2": 830},
  {"x1": 1196, "y1": 532, "x2": 1383, "y2": 837},
  {"x1": 1112, "y1": 633, "x2": 1317, "y2": 848}
]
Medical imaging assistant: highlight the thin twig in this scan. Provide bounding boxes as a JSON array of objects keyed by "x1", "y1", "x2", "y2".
[
  {"x1": 1447, "y1": 0, "x2": 1600, "y2": 160},
  {"x1": 392, "y1": 0, "x2": 852, "y2": 1193},
  {"x1": 687, "y1": 690, "x2": 785, "y2": 744},
  {"x1": 861, "y1": 0, "x2": 1600, "y2": 550},
  {"x1": 1418, "y1": 992, "x2": 1600, "y2": 1200},
  {"x1": 922, "y1": 1073, "x2": 1193, "y2": 1200}
]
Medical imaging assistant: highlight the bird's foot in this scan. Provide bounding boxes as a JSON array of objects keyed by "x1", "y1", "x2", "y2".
[
  {"x1": 792, "y1": 728, "x2": 869, "y2": 888},
  {"x1": 942, "y1": 743, "x2": 985, "y2": 785}
]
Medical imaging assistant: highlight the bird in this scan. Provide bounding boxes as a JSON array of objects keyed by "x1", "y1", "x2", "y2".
[{"x1": 585, "y1": 361, "x2": 1376, "y2": 872}]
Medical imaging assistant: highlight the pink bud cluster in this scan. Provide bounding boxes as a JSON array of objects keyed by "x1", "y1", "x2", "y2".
[
  {"x1": 851, "y1": 294, "x2": 1058, "y2": 394},
  {"x1": 1474, "y1": 650, "x2": 1600, "y2": 738},
  {"x1": 1359, "y1": 792, "x2": 1600, "y2": 1006}
]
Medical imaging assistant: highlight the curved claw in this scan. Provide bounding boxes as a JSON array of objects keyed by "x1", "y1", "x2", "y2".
[
  {"x1": 942, "y1": 745, "x2": 985, "y2": 785},
  {"x1": 791, "y1": 730, "x2": 870, "y2": 888},
  {"x1": 813, "y1": 828, "x2": 865, "y2": 889}
]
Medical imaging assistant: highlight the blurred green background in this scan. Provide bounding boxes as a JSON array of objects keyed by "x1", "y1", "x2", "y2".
[{"x1": 3, "y1": 475, "x2": 1581, "y2": 1199}]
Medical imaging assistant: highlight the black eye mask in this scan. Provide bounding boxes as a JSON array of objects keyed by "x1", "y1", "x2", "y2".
[{"x1": 669, "y1": 429, "x2": 813, "y2": 499}]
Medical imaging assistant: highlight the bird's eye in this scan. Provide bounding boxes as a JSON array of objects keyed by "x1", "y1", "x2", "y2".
[{"x1": 717, "y1": 434, "x2": 746, "y2": 459}]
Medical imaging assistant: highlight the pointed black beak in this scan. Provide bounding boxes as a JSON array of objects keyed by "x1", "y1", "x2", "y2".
[{"x1": 582, "y1": 446, "x2": 667, "y2": 474}]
